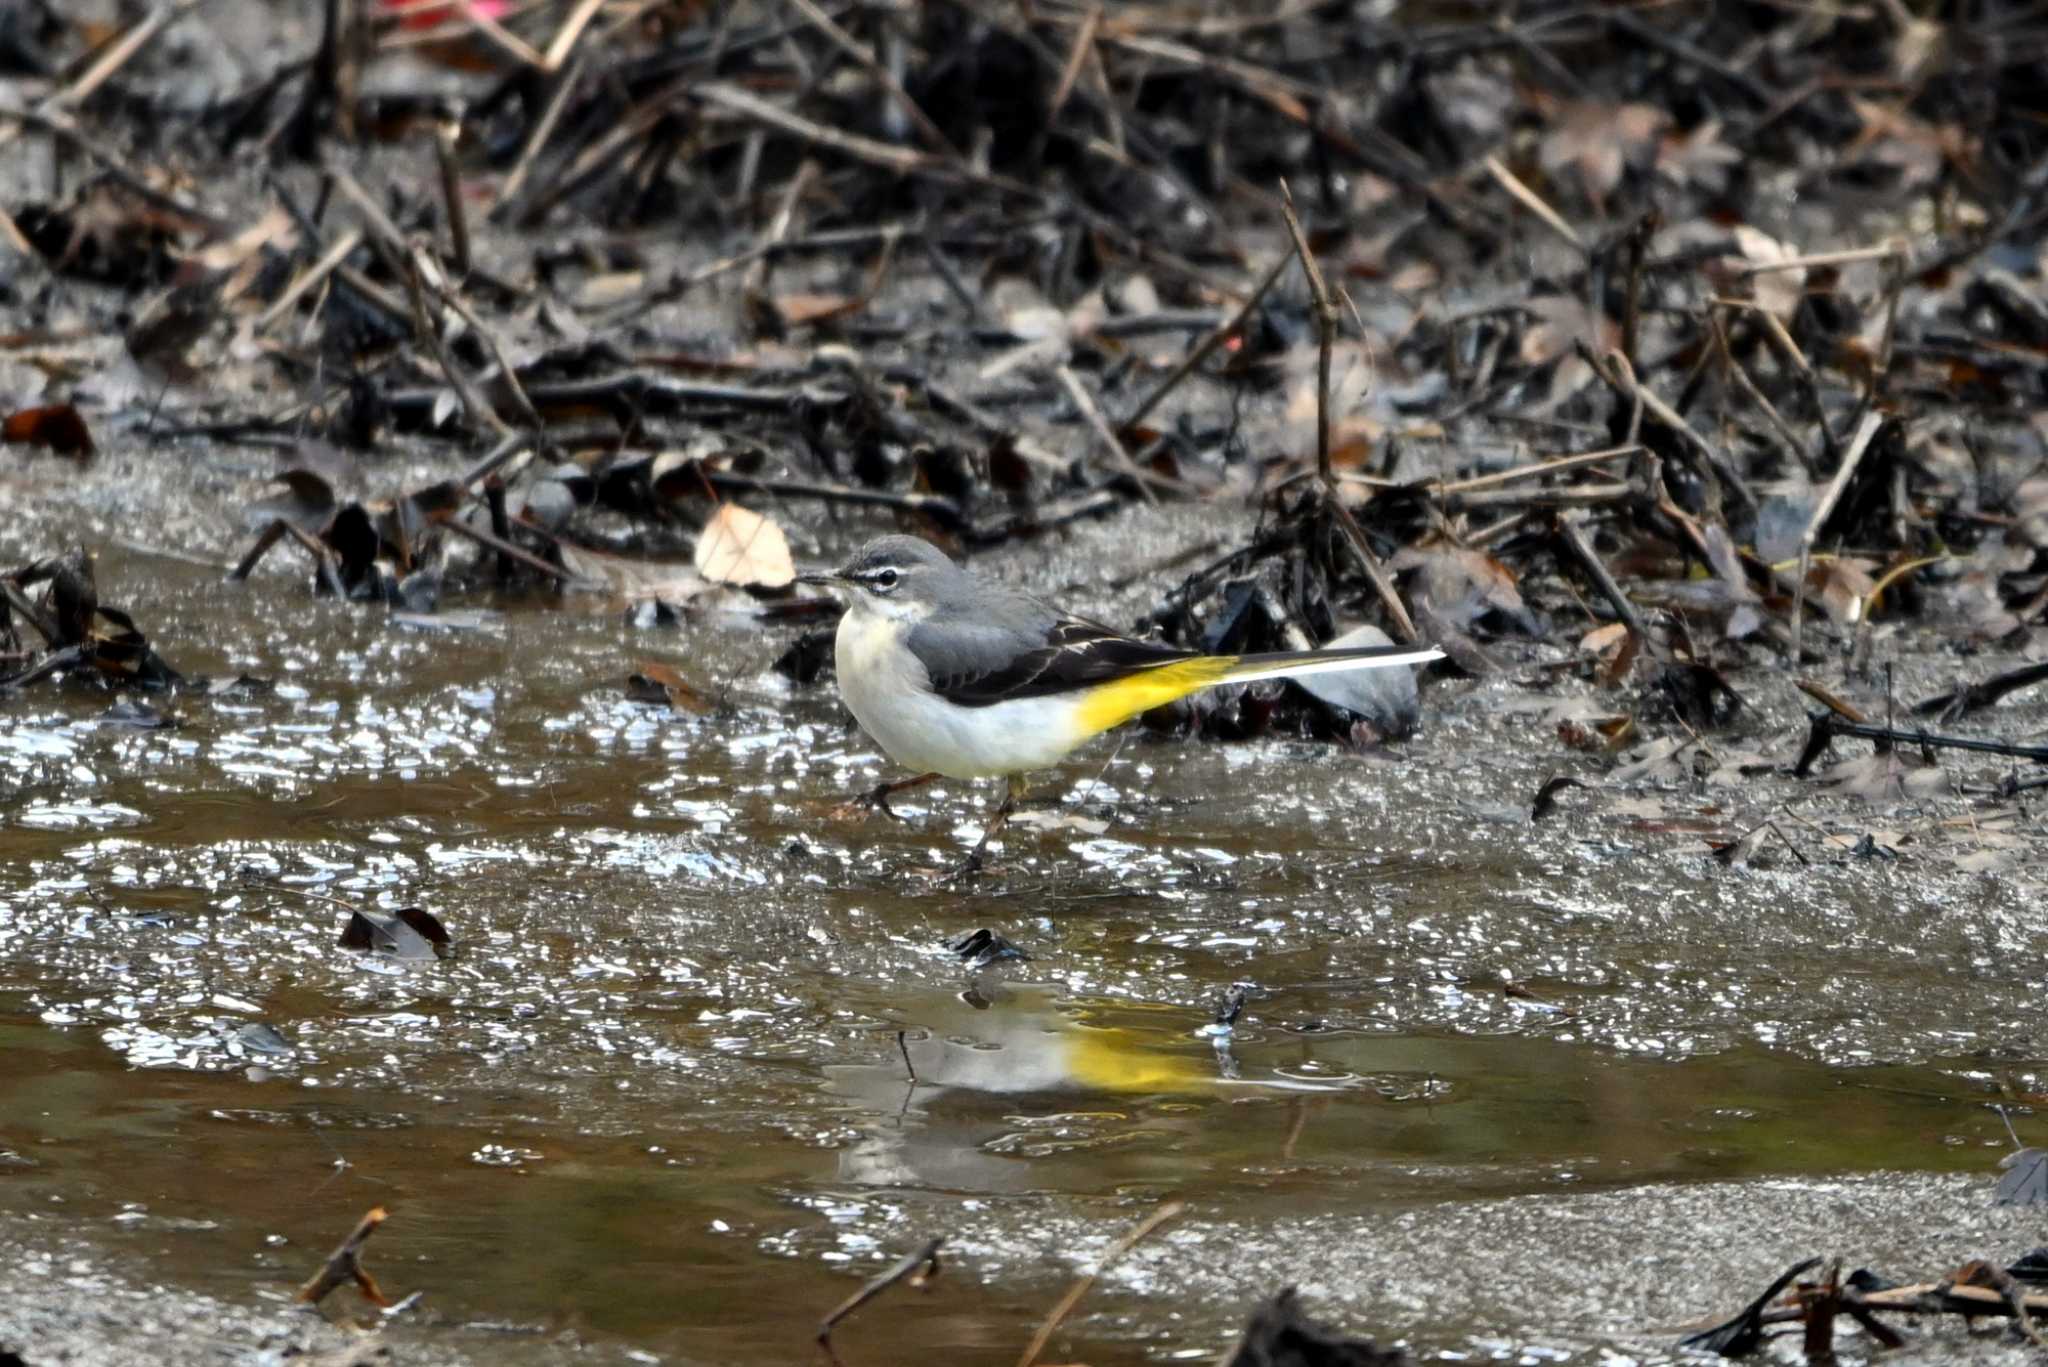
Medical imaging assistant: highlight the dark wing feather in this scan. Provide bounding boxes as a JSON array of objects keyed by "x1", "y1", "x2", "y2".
[{"x1": 908, "y1": 617, "x2": 1198, "y2": 707}]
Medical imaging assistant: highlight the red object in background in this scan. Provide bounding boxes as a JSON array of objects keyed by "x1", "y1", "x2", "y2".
[{"x1": 383, "y1": 0, "x2": 509, "y2": 30}]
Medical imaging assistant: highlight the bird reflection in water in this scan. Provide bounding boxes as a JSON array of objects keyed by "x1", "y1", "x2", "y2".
[{"x1": 824, "y1": 957, "x2": 1339, "y2": 1192}]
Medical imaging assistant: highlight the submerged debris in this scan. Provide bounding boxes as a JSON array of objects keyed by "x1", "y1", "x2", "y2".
[
  {"x1": 1685, "y1": 1250, "x2": 2048, "y2": 1358},
  {"x1": 945, "y1": 928, "x2": 1030, "y2": 970},
  {"x1": 1220, "y1": 1287, "x2": 1406, "y2": 1367},
  {"x1": 338, "y1": 906, "x2": 451, "y2": 962},
  {"x1": 816, "y1": 1236, "x2": 942, "y2": 1367},
  {"x1": 295, "y1": 1207, "x2": 391, "y2": 1309},
  {"x1": 0, "y1": 551, "x2": 180, "y2": 691}
]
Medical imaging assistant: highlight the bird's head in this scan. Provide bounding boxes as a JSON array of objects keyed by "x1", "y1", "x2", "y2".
[{"x1": 798, "y1": 535, "x2": 961, "y2": 625}]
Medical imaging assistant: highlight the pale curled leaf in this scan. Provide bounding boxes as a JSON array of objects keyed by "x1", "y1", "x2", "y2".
[{"x1": 693, "y1": 504, "x2": 794, "y2": 589}]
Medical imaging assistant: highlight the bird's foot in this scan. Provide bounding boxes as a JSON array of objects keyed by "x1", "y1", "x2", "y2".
[
  {"x1": 830, "y1": 782, "x2": 903, "y2": 823},
  {"x1": 829, "y1": 772, "x2": 938, "y2": 823},
  {"x1": 927, "y1": 849, "x2": 993, "y2": 886}
]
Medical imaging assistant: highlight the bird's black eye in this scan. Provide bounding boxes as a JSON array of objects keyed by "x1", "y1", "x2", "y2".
[{"x1": 871, "y1": 567, "x2": 900, "y2": 593}]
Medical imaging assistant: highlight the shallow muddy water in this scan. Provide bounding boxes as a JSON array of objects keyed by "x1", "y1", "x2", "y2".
[{"x1": 2, "y1": 492, "x2": 2046, "y2": 1364}]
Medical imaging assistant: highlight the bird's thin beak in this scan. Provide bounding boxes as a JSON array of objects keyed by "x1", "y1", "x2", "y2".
[{"x1": 796, "y1": 569, "x2": 844, "y2": 588}]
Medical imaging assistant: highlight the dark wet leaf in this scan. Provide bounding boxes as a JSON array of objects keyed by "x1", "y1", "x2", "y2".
[
  {"x1": 15, "y1": 187, "x2": 198, "y2": 287},
  {"x1": 1914, "y1": 660, "x2": 2048, "y2": 719},
  {"x1": 233, "y1": 1022, "x2": 294, "y2": 1056},
  {"x1": 1657, "y1": 663, "x2": 1744, "y2": 730},
  {"x1": 29, "y1": 548, "x2": 96, "y2": 646},
  {"x1": 124, "y1": 281, "x2": 219, "y2": 382},
  {"x1": 2, "y1": 403, "x2": 94, "y2": 457},
  {"x1": 1219, "y1": 1285, "x2": 1403, "y2": 1367},
  {"x1": 774, "y1": 628, "x2": 834, "y2": 685},
  {"x1": 98, "y1": 699, "x2": 176, "y2": 729},
  {"x1": 627, "y1": 660, "x2": 711, "y2": 714},
  {"x1": 339, "y1": 907, "x2": 450, "y2": 960},
  {"x1": 986, "y1": 433, "x2": 1033, "y2": 500},
  {"x1": 1530, "y1": 775, "x2": 1585, "y2": 821},
  {"x1": 946, "y1": 928, "x2": 1030, "y2": 968},
  {"x1": 246, "y1": 467, "x2": 339, "y2": 534},
  {"x1": 2009, "y1": 1248, "x2": 2048, "y2": 1281},
  {"x1": 1995, "y1": 1149, "x2": 2048, "y2": 1207}
]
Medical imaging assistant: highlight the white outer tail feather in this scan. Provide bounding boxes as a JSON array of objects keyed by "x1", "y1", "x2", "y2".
[{"x1": 1217, "y1": 648, "x2": 1444, "y2": 686}]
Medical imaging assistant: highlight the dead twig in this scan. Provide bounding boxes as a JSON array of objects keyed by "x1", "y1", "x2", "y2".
[
  {"x1": 783, "y1": 0, "x2": 960, "y2": 159},
  {"x1": 1579, "y1": 341, "x2": 1756, "y2": 516},
  {"x1": 1793, "y1": 710, "x2": 2048, "y2": 777},
  {"x1": 1054, "y1": 364, "x2": 1166, "y2": 503},
  {"x1": 1553, "y1": 511, "x2": 1647, "y2": 643},
  {"x1": 1430, "y1": 445, "x2": 1640, "y2": 496},
  {"x1": 433, "y1": 117, "x2": 471, "y2": 277},
  {"x1": 540, "y1": 0, "x2": 607, "y2": 70},
  {"x1": 1015, "y1": 1202, "x2": 1184, "y2": 1367},
  {"x1": 252, "y1": 227, "x2": 364, "y2": 332},
  {"x1": 1123, "y1": 247, "x2": 1291, "y2": 432},
  {"x1": 1483, "y1": 154, "x2": 1583, "y2": 250},
  {"x1": 1709, "y1": 307, "x2": 1810, "y2": 476},
  {"x1": 1789, "y1": 410, "x2": 1885, "y2": 661},
  {"x1": 488, "y1": 55, "x2": 582, "y2": 217},
  {"x1": 1279, "y1": 181, "x2": 1337, "y2": 484},
  {"x1": 1280, "y1": 180, "x2": 1418, "y2": 642},
  {"x1": 817, "y1": 1236, "x2": 942, "y2": 1367}
]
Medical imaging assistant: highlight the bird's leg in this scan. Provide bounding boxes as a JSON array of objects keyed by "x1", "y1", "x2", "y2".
[
  {"x1": 833, "y1": 771, "x2": 939, "y2": 822},
  {"x1": 951, "y1": 773, "x2": 1028, "y2": 880}
]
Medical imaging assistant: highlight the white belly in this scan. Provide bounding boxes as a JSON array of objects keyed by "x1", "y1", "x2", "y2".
[{"x1": 835, "y1": 613, "x2": 1088, "y2": 780}]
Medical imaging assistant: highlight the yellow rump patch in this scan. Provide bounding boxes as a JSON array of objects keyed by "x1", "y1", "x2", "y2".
[
  {"x1": 1061, "y1": 1028, "x2": 1210, "y2": 1094},
  {"x1": 1071, "y1": 656, "x2": 1238, "y2": 737}
]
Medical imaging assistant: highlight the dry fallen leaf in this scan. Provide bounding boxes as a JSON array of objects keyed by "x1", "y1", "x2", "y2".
[
  {"x1": 1558, "y1": 713, "x2": 1638, "y2": 752},
  {"x1": 1283, "y1": 338, "x2": 1381, "y2": 467},
  {"x1": 1539, "y1": 100, "x2": 1669, "y2": 206},
  {"x1": 693, "y1": 504, "x2": 794, "y2": 589},
  {"x1": 1520, "y1": 295, "x2": 1620, "y2": 408},
  {"x1": 1800, "y1": 556, "x2": 1880, "y2": 624},
  {"x1": 1656, "y1": 118, "x2": 1741, "y2": 193},
  {"x1": 1819, "y1": 749, "x2": 1950, "y2": 801},
  {"x1": 628, "y1": 660, "x2": 712, "y2": 714},
  {"x1": 769, "y1": 292, "x2": 865, "y2": 327},
  {"x1": 1728, "y1": 226, "x2": 1805, "y2": 321}
]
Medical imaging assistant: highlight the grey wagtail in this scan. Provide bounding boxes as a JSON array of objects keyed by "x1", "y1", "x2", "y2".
[{"x1": 799, "y1": 534, "x2": 1443, "y2": 870}]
